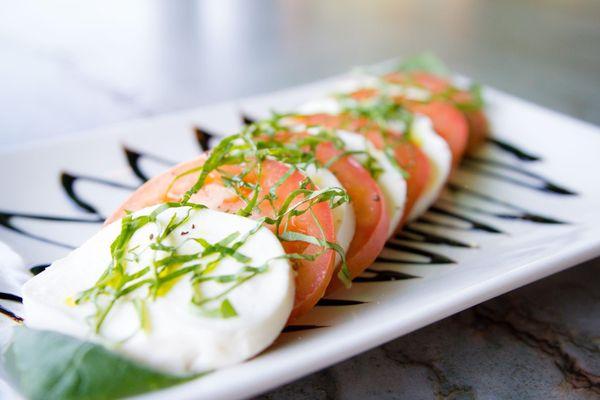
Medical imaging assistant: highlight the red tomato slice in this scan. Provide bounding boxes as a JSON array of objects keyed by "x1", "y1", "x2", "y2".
[
  {"x1": 386, "y1": 71, "x2": 487, "y2": 156},
  {"x1": 106, "y1": 156, "x2": 336, "y2": 320},
  {"x1": 294, "y1": 114, "x2": 430, "y2": 226},
  {"x1": 309, "y1": 139, "x2": 390, "y2": 291},
  {"x1": 403, "y1": 100, "x2": 468, "y2": 167},
  {"x1": 261, "y1": 129, "x2": 390, "y2": 290},
  {"x1": 451, "y1": 90, "x2": 489, "y2": 153}
]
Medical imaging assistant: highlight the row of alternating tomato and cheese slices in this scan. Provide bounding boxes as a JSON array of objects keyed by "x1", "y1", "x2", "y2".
[{"x1": 21, "y1": 63, "x2": 488, "y2": 375}]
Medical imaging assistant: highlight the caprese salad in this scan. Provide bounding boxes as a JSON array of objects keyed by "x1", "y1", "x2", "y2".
[{"x1": 2, "y1": 54, "x2": 489, "y2": 399}]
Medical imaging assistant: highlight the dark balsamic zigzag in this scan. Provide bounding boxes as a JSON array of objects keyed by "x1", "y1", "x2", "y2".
[
  {"x1": 445, "y1": 183, "x2": 568, "y2": 224},
  {"x1": 123, "y1": 146, "x2": 175, "y2": 183},
  {"x1": 124, "y1": 146, "x2": 151, "y2": 182},
  {"x1": 194, "y1": 127, "x2": 216, "y2": 152},
  {"x1": 240, "y1": 113, "x2": 256, "y2": 125},
  {"x1": 487, "y1": 138, "x2": 541, "y2": 162},
  {"x1": 396, "y1": 226, "x2": 476, "y2": 248},
  {"x1": 0, "y1": 210, "x2": 101, "y2": 249},
  {"x1": 0, "y1": 304, "x2": 22, "y2": 323},
  {"x1": 0, "y1": 292, "x2": 23, "y2": 302},
  {"x1": 422, "y1": 207, "x2": 504, "y2": 234},
  {"x1": 461, "y1": 156, "x2": 575, "y2": 195},
  {"x1": 379, "y1": 242, "x2": 455, "y2": 265},
  {"x1": 282, "y1": 325, "x2": 327, "y2": 333},
  {"x1": 317, "y1": 299, "x2": 366, "y2": 306},
  {"x1": 0, "y1": 291, "x2": 23, "y2": 323},
  {"x1": 354, "y1": 268, "x2": 419, "y2": 283},
  {"x1": 30, "y1": 264, "x2": 50, "y2": 275},
  {"x1": 61, "y1": 172, "x2": 137, "y2": 218}
]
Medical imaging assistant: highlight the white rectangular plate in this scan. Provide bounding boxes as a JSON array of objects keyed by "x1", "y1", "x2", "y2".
[{"x1": 1, "y1": 70, "x2": 600, "y2": 400}]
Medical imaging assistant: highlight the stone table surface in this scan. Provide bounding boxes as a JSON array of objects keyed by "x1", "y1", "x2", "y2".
[{"x1": 1, "y1": 0, "x2": 599, "y2": 398}]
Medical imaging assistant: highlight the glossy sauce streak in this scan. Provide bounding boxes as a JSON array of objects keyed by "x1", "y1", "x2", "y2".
[
  {"x1": 61, "y1": 172, "x2": 137, "y2": 218},
  {"x1": 282, "y1": 325, "x2": 327, "y2": 333},
  {"x1": 380, "y1": 242, "x2": 455, "y2": 265},
  {"x1": 354, "y1": 268, "x2": 419, "y2": 282},
  {"x1": 123, "y1": 146, "x2": 175, "y2": 183},
  {"x1": 396, "y1": 226, "x2": 477, "y2": 248},
  {"x1": 241, "y1": 113, "x2": 257, "y2": 125},
  {"x1": 487, "y1": 138, "x2": 541, "y2": 162},
  {"x1": 446, "y1": 183, "x2": 567, "y2": 224},
  {"x1": 317, "y1": 299, "x2": 366, "y2": 306},
  {"x1": 0, "y1": 304, "x2": 22, "y2": 323},
  {"x1": 423, "y1": 207, "x2": 505, "y2": 234},
  {"x1": 0, "y1": 210, "x2": 101, "y2": 249},
  {"x1": 30, "y1": 263, "x2": 51, "y2": 275},
  {"x1": 194, "y1": 127, "x2": 216, "y2": 152},
  {"x1": 0, "y1": 291, "x2": 23, "y2": 323},
  {"x1": 461, "y1": 156, "x2": 576, "y2": 195},
  {"x1": 0, "y1": 292, "x2": 22, "y2": 302}
]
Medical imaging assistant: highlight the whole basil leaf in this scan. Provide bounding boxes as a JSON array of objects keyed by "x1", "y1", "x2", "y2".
[{"x1": 2, "y1": 327, "x2": 201, "y2": 400}]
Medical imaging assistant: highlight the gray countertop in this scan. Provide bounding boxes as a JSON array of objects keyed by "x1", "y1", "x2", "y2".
[{"x1": 1, "y1": 0, "x2": 599, "y2": 398}]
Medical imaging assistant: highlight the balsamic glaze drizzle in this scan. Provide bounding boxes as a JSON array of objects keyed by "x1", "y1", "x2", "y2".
[
  {"x1": 241, "y1": 113, "x2": 256, "y2": 125},
  {"x1": 123, "y1": 146, "x2": 175, "y2": 183},
  {"x1": 396, "y1": 226, "x2": 476, "y2": 248},
  {"x1": 30, "y1": 264, "x2": 50, "y2": 275},
  {"x1": 354, "y1": 268, "x2": 419, "y2": 283},
  {"x1": 425, "y1": 207, "x2": 504, "y2": 234},
  {"x1": 317, "y1": 299, "x2": 366, "y2": 306},
  {"x1": 461, "y1": 156, "x2": 576, "y2": 195},
  {"x1": 487, "y1": 138, "x2": 541, "y2": 162},
  {"x1": 282, "y1": 325, "x2": 327, "y2": 333},
  {"x1": 380, "y1": 242, "x2": 455, "y2": 265},
  {"x1": 0, "y1": 304, "x2": 22, "y2": 323},
  {"x1": 445, "y1": 183, "x2": 567, "y2": 224},
  {"x1": 194, "y1": 127, "x2": 216, "y2": 152},
  {"x1": 0, "y1": 292, "x2": 22, "y2": 303},
  {"x1": 61, "y1": 172, "x2": 137, "y2": 218},
  {"x1": 0, "y1": 293, "x2": 23, "y2": 322},
  {"x1": 0, "y1": 210, "x2": 100, "y2": 249}
]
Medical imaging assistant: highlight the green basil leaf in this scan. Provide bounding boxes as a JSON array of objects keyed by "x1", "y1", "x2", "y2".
[
  {"x1": 2, "y1": 327, "x2": 201, "y2": 400},
  {"x1": 397, "y1": 52, "x2": 449, "y2": 76}
]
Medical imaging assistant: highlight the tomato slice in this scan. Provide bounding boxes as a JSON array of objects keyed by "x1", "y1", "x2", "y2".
[
  {"x1": 294, "y1": 113, "x2": 430, "y2": 226},
  {"x1": 451, "y1": 90, "x2": 489, "y2": 153},
  {"x1": 386, "y1": 71, "x2": 487, "y2": 156},
  {"x1": 320, "y1": 144, "x2": 389, "y2": 291},
  {"x1": 259, "y1": 129, "x2": 389, "y2": 290},
  {"x1": 106, "y1": 156, "x2": 337, "y2": 320},
  {"x1": 403, "y1": 100, "x2": 468, "y2": 166},
  {"x1": 277, "y1": 133, "x2": 390, "y2": 291}
]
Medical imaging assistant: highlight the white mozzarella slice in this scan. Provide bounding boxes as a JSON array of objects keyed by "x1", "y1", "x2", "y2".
[
  {"x1": 335, "y1": 131, "x2": 407, "y2": 237},
  {"x1": 302, "y1": 165, "x2": 356, "y2": 258},
  {"x1": 297, "y1": 97, "x2": 342, "y2": 115},
  {"x1": 297, "y1": 75, "x2": 432, "y2": 117},
  {"x1": 406, "y1": 116, "x2": 452, "y2": 221},
  {"x1": 22, "y1": 206, "x2": 294, "y2": 374}
]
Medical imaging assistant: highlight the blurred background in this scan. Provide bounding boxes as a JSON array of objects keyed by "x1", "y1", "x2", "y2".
[{"x1": 1, "y1": 0, "x2": 599, "y2": 149}]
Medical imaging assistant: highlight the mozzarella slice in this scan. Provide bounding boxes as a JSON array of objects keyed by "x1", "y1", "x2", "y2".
[
  {"x1": 335, "y1": 130, "x2": 407, "y2": 237},
  {"x1": 302, "y1": 164, "x2": 356, "y2": 258},
  {"x1": 22, "y1": 206, "x2": 294, "y2": 374},
  {"x1": 405, "y1": 116, "x2": 452, "y2": 221},
  {"x1": 297, "y1": 97, "x2": 342, "y2": 115}
]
